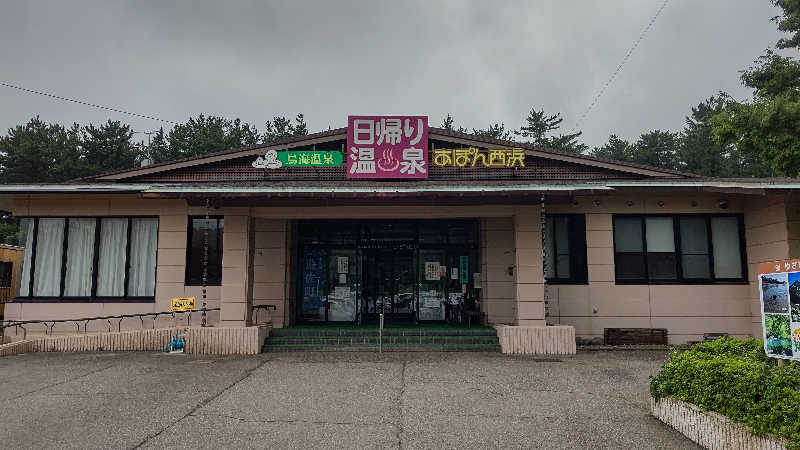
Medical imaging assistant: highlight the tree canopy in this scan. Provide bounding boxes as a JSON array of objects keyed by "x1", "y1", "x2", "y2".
[{"x1": 711, "y1": 0, "x2": 800, "y2": 177}]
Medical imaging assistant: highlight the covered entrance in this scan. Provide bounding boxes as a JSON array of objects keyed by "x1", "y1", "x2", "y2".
[{"x1": 295, "y1": 219, "x2": 480, "y2": 324}]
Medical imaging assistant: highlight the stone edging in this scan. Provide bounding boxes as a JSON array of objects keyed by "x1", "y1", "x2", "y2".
[
  {"x1": 0, "y1": 325, "x2": 269, "y2": 357},
  {"x1": 494, "y1": 325, "x2": 576, "y2": 355},
  {"x1": 651, "y1": 397, "x2": 787, "y2": 450}
]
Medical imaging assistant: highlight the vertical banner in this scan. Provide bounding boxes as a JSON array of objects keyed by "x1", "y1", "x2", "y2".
[
  {"x1": 346, "y1": 115, "x2": 429, "y2": 179},
  {"x1": 757, "y1": 259, "x2": 800, "y2": 360},
  {"x1": 459, "y1": 256, "x2": 469, "y2": 284}
]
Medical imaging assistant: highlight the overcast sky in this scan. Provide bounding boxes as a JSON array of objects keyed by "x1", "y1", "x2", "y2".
[{"x1": 0, "y1": 0, "x2": 785, "y2": 148}]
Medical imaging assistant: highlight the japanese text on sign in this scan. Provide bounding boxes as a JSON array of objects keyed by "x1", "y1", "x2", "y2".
[
  {"x1": 756, "y1": 258, "x2": 800, "y2": 361},
  {"x1": 253, "y1": 149, "x2": 343, "y2": 169},
  {"x1": 170, "y1": 297, "x2": 196, "y2": 312},
  {"x1": 347, "y1": 116, "x2": 429, "y2": 179},
  {"x1": 433, "y1": 148, "x2": 525, "y2": 168}
]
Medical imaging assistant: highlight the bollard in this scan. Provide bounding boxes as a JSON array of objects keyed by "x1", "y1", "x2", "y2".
[{"x1": 379, "y1": 313, "x2": 384, "y2": 353}]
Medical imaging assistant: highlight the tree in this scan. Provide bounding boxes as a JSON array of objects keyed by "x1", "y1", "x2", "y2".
[
  {"x1": 773, "y1": 0, "x2": 800, "y2": 50},
  {"x1": 0, "y1": 117, "x2": 82, "y2": 183},
  {"x1": 472, "y1": 123, "x2": 514, "y2": 140},
  {"x1": 263, "y1": 114, "x2": 308, "y2": 143},
  {"x1": 152, "y1": 115, "x2": 260, "y2": 163},
  {"x1": 79, "y1": 120, "x2": 140, "y2": 176},
  {"x1": 590, "y1": 135, "x2": 636, "y2": 162},
  {"x1": 679, "y1": 94, "x2": 772, "y2": 177},
  {"x1": 633, "y1": 130, "x2": 680, "y2": 170},
  {"x1": 712, "y1": 0, "x2": 800, "y2": 177},
  {"x1": 439, "y1": 114, "x2": 468, "y2": 133},
  {"x1": 516, "y1": 108, "x2": 588, "y2": 153}
]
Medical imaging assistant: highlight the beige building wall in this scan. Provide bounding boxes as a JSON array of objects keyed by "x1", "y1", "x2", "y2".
[
  {"x1": 251, "y1": 218, "x2": 289, "y2": 327},
  {"x1": 7, "y1": 193, "x2": 800, "y2": 343},
  {"x1": 481, "y1": 218, "x2": 516, "y2": 324},
  {"x1": 6, "y1": 195, "x2": 223, "y2": 334},
  {"x1": 543, "y1": 192, "x2": 781, "y2": 344},
  {"x1": 513, "y1": 207, "x2": 545, "y2": 326}
]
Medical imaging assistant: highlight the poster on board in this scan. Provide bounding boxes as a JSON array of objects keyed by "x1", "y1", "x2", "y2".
[
  {"x1": 425, "y1": 262, "x2": 440, "y2": 281},
  {"x1": 757, "y1": 258, "x2": 800, "y2": 360}
]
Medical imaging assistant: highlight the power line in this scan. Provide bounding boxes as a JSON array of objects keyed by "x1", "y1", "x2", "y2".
[
  {"x1": 0, "y1": 81, "x2": 177, "y2": 125},
  {"x1": 572, "y1": 0, "x2": 669, "y2": 131}
]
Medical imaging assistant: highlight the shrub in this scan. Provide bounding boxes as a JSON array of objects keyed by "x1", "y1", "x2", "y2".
[{"x1": 650, "y1": 337, "x2": 800, "y2": 448}]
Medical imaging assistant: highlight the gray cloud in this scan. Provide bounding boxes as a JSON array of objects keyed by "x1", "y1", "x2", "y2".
[{"x1": 0, "y1": 0, "x2": 783, "y2": 148}]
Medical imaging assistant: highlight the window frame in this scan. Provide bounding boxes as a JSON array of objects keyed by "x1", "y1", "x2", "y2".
[
  {"x1": 14, "y1": 216, "x2": 159, "y2": 303},
  {"x1": 612, "y1": 213, "x2": 747, "y2": 285},
  {"x1": 185, "y1": 215, "x2": 224, "y2": 286},
  {"x1": 544, "y1": 214, "x2": 588, "y2": 285}
]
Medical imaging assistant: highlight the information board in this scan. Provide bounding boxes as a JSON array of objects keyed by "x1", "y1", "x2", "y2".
[{"x1": 757, "y1": 258, "x2": 800, "y2": 360}]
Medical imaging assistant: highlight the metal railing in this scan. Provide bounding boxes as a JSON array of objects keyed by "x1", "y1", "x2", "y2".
[{"x1": 0, "y1": 308, "x2": 220, "y2": 340}]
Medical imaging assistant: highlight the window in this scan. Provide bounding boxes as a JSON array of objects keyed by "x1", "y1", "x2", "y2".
[
  {"x1": 0, "y1": 262, "x2": 13, "y2": 288},
  {"x1": 613, "y1": 214, "x2": 745, "y2": 283},
  {"x1": 186, "y1": 216, "x2": 223, "y2": 285},
  {"x1": 17, "y1": 217, "x2": 158, "y2": 301},
  {"x1": 544, "y1": 214, "x2": 588, "y2": 283}
]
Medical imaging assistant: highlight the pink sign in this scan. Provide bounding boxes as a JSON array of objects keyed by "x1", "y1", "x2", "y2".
[{"x1": 346, "y1": 115, "x2": 428, "y2": 179}]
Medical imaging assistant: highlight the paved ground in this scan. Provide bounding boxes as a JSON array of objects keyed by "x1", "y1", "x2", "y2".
[{"x1": 0, "y1": 350, "x2": 697, "y2": 449}]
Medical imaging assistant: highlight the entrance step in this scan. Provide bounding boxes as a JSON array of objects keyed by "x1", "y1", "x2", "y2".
[{"x1": 262, "y1": 326, "x2": 500, "y2": 352}]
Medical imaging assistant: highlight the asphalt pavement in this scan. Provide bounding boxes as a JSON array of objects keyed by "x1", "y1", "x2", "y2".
[{"x1": 0, "y1": 350, "x2": 697, "y2": 449}]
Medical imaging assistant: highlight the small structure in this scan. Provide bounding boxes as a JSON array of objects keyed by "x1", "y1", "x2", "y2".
[{"x1": 0, "y1": 244, "x2": 24, "y2": 320}]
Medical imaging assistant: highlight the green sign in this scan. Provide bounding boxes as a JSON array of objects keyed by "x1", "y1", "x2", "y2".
[
  {"x1": 459, "y1": 256, "x2": 469, "y2": 284},
  {"x1": 278, "y1": 151, "x2": 342, "y2": 167}
]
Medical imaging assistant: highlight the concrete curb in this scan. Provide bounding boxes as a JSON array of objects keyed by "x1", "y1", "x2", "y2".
[
  {"x1": 0, "y1": 325, "x2": 269, "y2": 357},
  {"x1": 651, "y1": 397, "x2": 787, "y2": 450},
  {"x1": 494, "y1": 325, "x2": 576, "y2": 355}
]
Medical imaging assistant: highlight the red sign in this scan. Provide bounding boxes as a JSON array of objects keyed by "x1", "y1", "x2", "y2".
[{"x1": 346, "y1": 115, "x2": 428, "y2": 179}]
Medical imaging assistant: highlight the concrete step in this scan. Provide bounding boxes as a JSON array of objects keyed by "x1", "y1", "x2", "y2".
[
  {"x1": 266, "y1": 335, "x2": 500, "y2": 345},
  {"x1": 262, "y1": 342, "x2": 501, "y2": 352},
  {"x1": 269, "y1": 327, "x2": 497, "y2": 338}
]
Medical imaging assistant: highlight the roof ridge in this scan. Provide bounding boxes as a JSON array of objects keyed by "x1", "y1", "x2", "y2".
[{"x1": 86, "y1": 124, "x2": 696, "y2": 181}]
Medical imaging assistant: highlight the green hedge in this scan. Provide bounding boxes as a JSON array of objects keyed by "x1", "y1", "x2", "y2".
[{"x1": 650, "y1": 338, "x2": 800, "y2": 448}]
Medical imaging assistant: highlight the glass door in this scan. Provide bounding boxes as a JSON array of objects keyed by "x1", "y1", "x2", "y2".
[
  {"x1": 361, "y1": 250, "x2": 415, "y2": 323},
  {"x1": 418, "y1": 249, "x2": 446, "y2": 321},
  {"x1": 327, "y1": 249, "x2": 358, "y2": 322}
]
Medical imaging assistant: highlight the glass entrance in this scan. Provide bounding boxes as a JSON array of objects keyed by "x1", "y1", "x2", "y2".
[
  {"x1": 294, "y1": 219, "x2": 481, "y2": 324},
  {"x1": 362, "y1": 250, "x2": 416, "y2": 323}
]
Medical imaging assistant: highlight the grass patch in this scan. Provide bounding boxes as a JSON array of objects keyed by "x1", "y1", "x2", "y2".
[{"x1": 650, "y1": 337, "x2": 800, "y2": 448}]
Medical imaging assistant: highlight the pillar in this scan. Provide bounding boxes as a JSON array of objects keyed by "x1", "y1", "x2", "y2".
[
  {"x1": 514, "y1": 207, "x2": 545, "y2": 326},
  {"x1": 220, "y1": 208, "x2": 253, "y2": 327}
]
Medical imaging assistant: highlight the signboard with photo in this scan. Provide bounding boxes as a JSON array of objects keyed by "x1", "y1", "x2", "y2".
[{"x1": 757, "y1": 259, "x2": 800, "y2": 360}]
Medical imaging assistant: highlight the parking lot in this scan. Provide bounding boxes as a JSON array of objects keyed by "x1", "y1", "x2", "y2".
[{"x1": 0, "y1": 350, "x2": 696, "y2": 449}]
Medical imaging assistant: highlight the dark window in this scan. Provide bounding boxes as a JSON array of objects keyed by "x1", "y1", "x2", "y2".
[
  {"x1": 186, "y1": 216, "x2": 223, "y2": 285},
  {"x1": 613, "y1": 214, "x2": 746, "y2": 283},
  {"x1": 16, "y1": 217, "x2": 158, "y2": 301},
  {"x1": 0, "y1": 261, "x2": 12, "y2": 287},
  {"x1": 544, "y1": 214, "x2": 588, "y2": 284}
]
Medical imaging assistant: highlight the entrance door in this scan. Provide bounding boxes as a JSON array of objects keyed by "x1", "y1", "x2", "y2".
[{"x1": 362, "y1": 250, "x2": 415, "y2": 322}]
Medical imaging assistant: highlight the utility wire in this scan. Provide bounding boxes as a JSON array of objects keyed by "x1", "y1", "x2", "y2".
[
  {"x1": 0, "y1": 81, "x2": 177, "y2": 125},
  {"x1": 572, "y1": 0, "x2": 669, "y2": 131}
]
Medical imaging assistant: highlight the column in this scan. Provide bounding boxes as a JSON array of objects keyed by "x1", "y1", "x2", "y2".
[
  {"x1": 220, "y1": 208, "x2": 253, "y2": 327},
  {"x1": 514, "y1": 207, "x2": 545, "y2": 326}
]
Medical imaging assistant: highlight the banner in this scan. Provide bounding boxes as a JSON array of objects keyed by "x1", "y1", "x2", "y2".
[{"x1": 757, "y1": 259, "x2": 800, "y2": 360}]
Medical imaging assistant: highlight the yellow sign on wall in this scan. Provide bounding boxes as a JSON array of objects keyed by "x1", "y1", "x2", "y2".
[{"x1": 170, "y1": 297, "x2": 196, "y2": 312}]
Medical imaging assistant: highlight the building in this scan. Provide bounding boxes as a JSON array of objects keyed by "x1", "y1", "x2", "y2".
[{"x1": 2, "y1": 115, "x2": 799, "y2": 345}]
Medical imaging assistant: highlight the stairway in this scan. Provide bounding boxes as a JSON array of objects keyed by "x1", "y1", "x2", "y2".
[{"x1": 262, "y1": 325, "x2": 500, "y2": 352}]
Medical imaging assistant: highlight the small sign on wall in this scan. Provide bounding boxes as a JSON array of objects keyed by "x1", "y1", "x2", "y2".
[
  {"x1": 425, "y1": 262, "x2": 440, "y2": 281},
  {"x1": 337, "y1": 256, "x2": 349, "y2": 274},
  {"x1": 170, "y1": 297, "x2": 196, "y2": 312}
]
